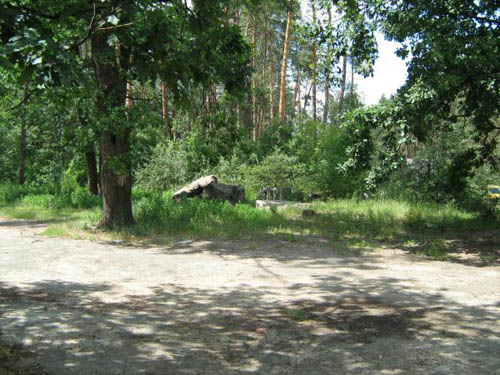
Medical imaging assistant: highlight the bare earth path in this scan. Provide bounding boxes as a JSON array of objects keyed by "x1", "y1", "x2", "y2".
[{"x1": 1, "y1": 217, "x2": 499, "y2": 374}]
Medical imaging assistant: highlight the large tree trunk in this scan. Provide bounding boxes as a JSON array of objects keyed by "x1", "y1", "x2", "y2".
[
  {"x1": 18, "y1": 86, "x2": 28, "y2": 186},
  {"x1": 338, "y1": 54, "x2": 348, "y2": 120},
  {"x1": 311, "y1": 2, "x2": 317, "y2": 122},
  {"x1": 92, "y1": 32, "x2": 134, "y2": 228},
  {"x1": 85, "y1": 148, "x2": 99, "y2": 196},
  {"x1": 278, "y1": 7, "x2": 293, "y2": 122}
]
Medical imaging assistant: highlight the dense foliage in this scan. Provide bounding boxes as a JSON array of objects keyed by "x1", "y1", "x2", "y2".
[{"x1": 0, "y1": 0, "x2": 498, "y2": 227}]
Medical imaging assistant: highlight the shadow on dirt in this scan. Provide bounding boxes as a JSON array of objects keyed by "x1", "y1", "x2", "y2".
[
  {"x1": 394, "y1": 231, "x2": 500, "y2": 267},
  {"x1": 1, "y1": 274, "x2": 499, "y2": 375}
]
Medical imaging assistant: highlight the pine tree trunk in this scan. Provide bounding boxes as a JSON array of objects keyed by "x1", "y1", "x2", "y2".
[
  {"x1": 311, "y1": 2, "x2": 317, "y2": 122},
  {"x1": 323, "y1": 6, "x2": 332, "y2": 124},
  {"x1": 252, "y1": 18, "x2": 258, "y2": 141},
  {"x1": 92, "y1": 32, "x2": 134, "y2": 228},
  {"x1": 268, "y1": 33, "x2": 275, "y2": 123},
  {"x1": 18, "y1": 86, "x2": 28, "y2": 186},
  {"x1": 304, "y1": 81, "x2": 313, "y2": 114},
  {"x1": 85, "y1": 148, "x2": 99, "y2": 195},
  {"x1": 278, "y1": 8, "x2": 293, "y2": 122},
  {"x1": 161, "y1": 81, "x2": 171, "y2": 139},
  {"x1": 293, "y1": 68, "x2": 301, "y2": 117},
  {"x1": 350, "y1": 58, "x2": 354, "y2": 100},
  {"x1": 338, "y1": 55, "x2": 347, "y2": 119},
  {"x1": 323, "y1": 69, "x2": 330, "y2": 123}
]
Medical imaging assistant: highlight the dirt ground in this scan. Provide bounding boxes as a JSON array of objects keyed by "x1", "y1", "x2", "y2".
[{"x1": 1, "y1": 218, "x2": 499, "y2": 375}]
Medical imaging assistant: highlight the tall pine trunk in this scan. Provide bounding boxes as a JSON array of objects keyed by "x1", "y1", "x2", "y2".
[
  {"x1": 92, "y1": 32, "x2": 134, "y2": 228},
  {"x1": 293, "y1": 68, "x2": 301, "y2": 117},
  {"x1": 268, "y1": 34, "x2": 275, "y2": 123},
  {"x1": 338, "y1": 55, "x2": 347, "y2": 120},
  {"x1": 18, "y1": 86, "x2": 28, "y2": 186},
  {"x1": 323, "y1": 7, "x2": 332, "y2": 124},
  {"x1": 278, "y1": 8, "x2": 293, "y2": 121},
  {"x1": 350, "y1": 58, "x2": 355, "y2": 100},
  {"x1": 252, "y1": 17, "x2": 258, "y2": 141},
  {"x1": 311, "y1": 2, "x2": 317, "y2": 122}
]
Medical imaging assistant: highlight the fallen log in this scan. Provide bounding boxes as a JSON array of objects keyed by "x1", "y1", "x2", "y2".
[
  {"x1": 172, "y1": 175, "x2": 218, "y2": 200},
  {"x1": 202, "y1": 183, "x2": 245, "y2": 204},
  {"x1": 172, "y1": 175, "x2": 245, "y2": 204}
]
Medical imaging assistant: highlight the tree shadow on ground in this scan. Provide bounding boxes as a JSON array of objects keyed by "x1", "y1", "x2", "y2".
[
  {"x1": 0, "y1": 219, "x2": 56, "y2": 230},
  {"x1": 0, "y1": 273, "x2": 499, "y2": 375},
  {"x1": 392, "y1": 230, "x2": 500, "y2": 267}
]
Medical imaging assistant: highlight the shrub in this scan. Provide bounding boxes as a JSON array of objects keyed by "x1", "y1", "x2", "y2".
[
  {"x1": 0, "y1": 183, "x2": 28, "y2": 205},
  {"x1": 203, "y1": 153, "x2": 247, "y2": 187},
  {"x1": 135, "y1": 143, "x2": 189, "y2": 191},
  {"x1": 70, "y1": 187, "x2": 101, "y2": 209},
  {"x1": 22, "y1": 194, "x2": 69, "y2": 209},
  {"x1": 463, "y1": 164, "x2": 500, "y2": 218},
  {"x1": 134, "y1": 191, "x2": 168, "y2": 225},
  {"x1": 245, "y1": 149, "x2": 305, "y2": 200}
]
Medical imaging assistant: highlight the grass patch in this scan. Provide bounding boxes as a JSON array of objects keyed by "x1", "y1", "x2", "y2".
[{"x1": 1, "y1": 185, "x2": 498, "y2": 263}]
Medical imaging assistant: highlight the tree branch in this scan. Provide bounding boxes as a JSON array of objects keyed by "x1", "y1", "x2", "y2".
[{"x1": 8, "y1": 91, "x2": 33, "y2": 112}]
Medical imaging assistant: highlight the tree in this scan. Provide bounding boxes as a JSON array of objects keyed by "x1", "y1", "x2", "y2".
[
  {"x1": 18, "y1": 86, "x2": 28, "y2": 185},
  {"x1": 310, "y1": 0, "x2": 318, "y2": 122},
  {"x1": 379, "y1": 0, "x2": 500, "y2": 161},
  {"x1": 0, "y1": 0, "x2": 251, "y2": 227},
  {"x1": 278, "y1": 3, "x2": 294, "y2": 121}
]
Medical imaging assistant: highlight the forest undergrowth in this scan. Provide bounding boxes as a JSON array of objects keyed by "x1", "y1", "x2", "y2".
[{"x1": 1, "y1": 183, "x2": 498, "y2": 264}]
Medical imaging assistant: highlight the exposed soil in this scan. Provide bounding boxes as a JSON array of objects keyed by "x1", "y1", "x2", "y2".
[{"x1": 1, "y1": 217, "x2": 499, "y2": 374}]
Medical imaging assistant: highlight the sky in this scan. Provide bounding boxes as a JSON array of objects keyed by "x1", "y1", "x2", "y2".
[
  {"x1": 298, "y1": 0, "x2": 408, "y2": 106},
  {"x1": 356, "y1": 33, "x2": 408, "y2": 105}
]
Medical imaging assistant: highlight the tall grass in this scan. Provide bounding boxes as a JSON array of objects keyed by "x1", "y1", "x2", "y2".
[
  {"x1": 1, "y1": 181, "x2": 497, "y2": 245},
  {"x1": 132, "y1": 191, "x2": 283, "y2": 238}
]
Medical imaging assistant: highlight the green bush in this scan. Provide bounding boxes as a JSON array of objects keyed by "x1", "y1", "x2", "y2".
[
  {"x1": 245, "y1": 149, "x2": 305, "y2": 200},
  {"x1": 70, "y1": 187, "x2": 101, "y2": 209},
  {"x1": 203, "y1": 153, "x2": 247, "y2": 187},
  {"x1": 22, "y1": 194, "x2": 69, "y2": 209},
  {"x1": 0, "y1": 183, "x2": 28, "y2": 205},
  {"x1": 135, "y1": 143, "x2": 190, "y2": 191},
  {"x1": 463, "y1": 164, "x2": 500, "y2": 218},
  {"x1": 134, "y1": 191, "x2": 168, "y2": 225}
]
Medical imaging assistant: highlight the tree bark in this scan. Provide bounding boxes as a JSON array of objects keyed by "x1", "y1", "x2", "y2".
[
  {"x1": 350, "y1": 58, "x2": 355, "y2": 100},
  {"x1": 85, "y1": 148, "x2": 99, "y2": 195},
  {"x1": 293, "y1": 68, "x2": 301, "y2": 117},
  {"x1": 338, "y1": 54, "x2": 347, "y2": 120},
  {"x1": 303, "y1": 80, "x2": 313, "y2": 114},
  {"x1": 161, "y1": 81, "x2": 171, "y2": 139},
  {"x1": 323, "y1": 6, "x2": 332, "y2": 124},
  {"x1": 92, "y1": 32, "x2": 134, "y2": 228},
  {"x1": 311, "y1": 1, "x2": 317, "y2": 122},
  {"x1": 18, "y1": 86, "x2": 28, "y2": 186},
  {"x1": 268, "y1": 33, "x2": 275, "y2": 123},
  {"x1": 252, "y1": 17, "x2": 258, "y2": 141},
  {"x1": 278, "y1": 7, "x2": 293, "y2": 122}
]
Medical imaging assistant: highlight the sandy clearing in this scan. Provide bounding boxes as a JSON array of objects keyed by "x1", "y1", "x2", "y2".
[{"x1": 1, "y1": 218, "x2": 499, "y2": 374}]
